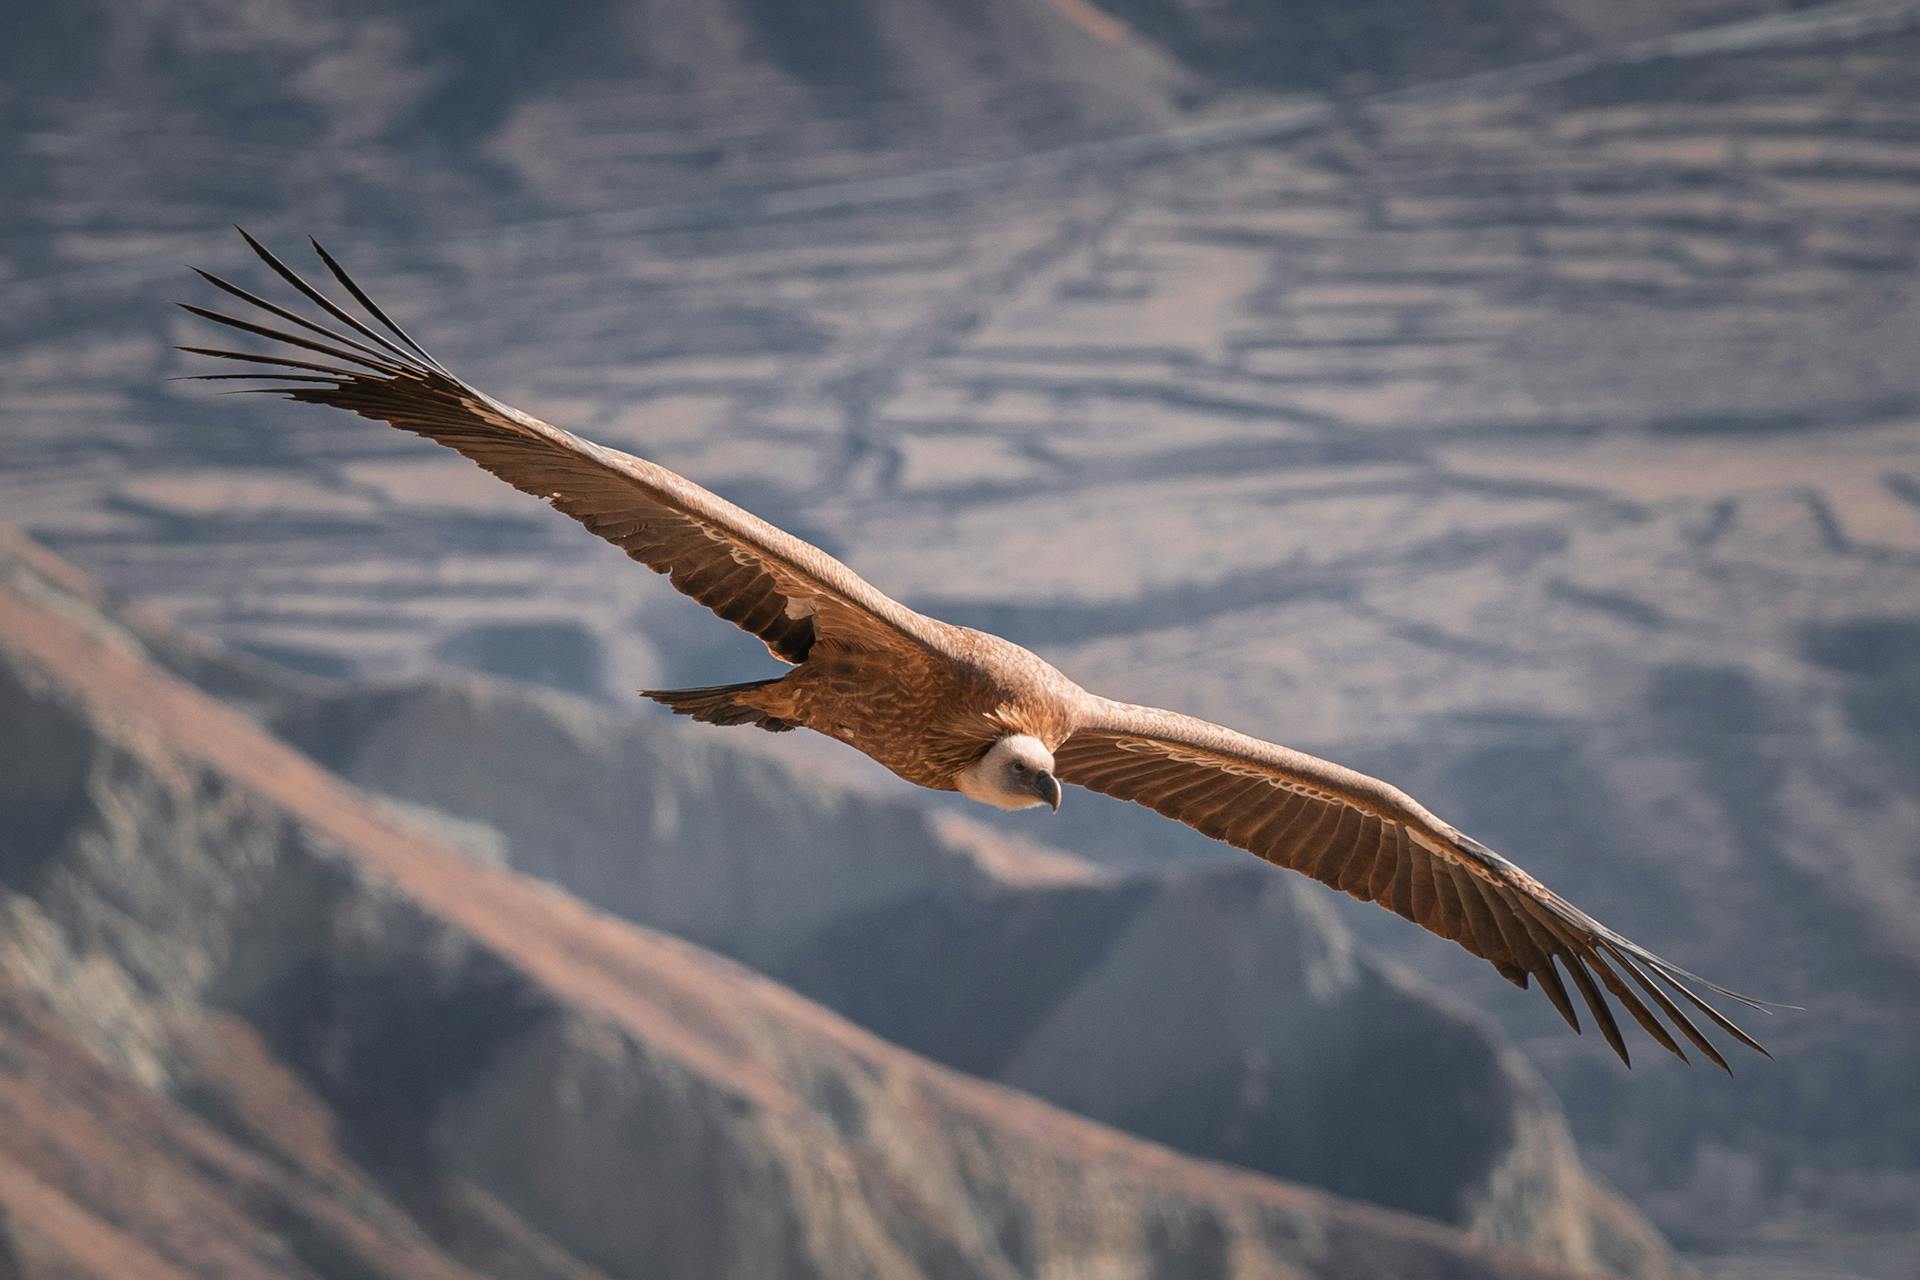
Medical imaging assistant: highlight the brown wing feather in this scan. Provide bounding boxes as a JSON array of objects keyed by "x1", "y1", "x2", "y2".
[
  {"x1": 179, "y1": 230, "x2": 938, "y2": 664},
  {"x1": 1055, "y1": 698, "x2": 1771, "y2": 1069}
]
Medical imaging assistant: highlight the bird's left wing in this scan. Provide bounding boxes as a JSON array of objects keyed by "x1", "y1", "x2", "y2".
[
  {"x1": 1055, "y1": 698, "x2": 1771, "y2": 1068},
  {"x1": 178, "y1": 229, "x2": 943, "y2": 664}
]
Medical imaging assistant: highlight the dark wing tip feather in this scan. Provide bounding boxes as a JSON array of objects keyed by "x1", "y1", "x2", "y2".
[
  {"x1": 307, "y1": 235, "x2": 452, "y2": 376},
  {"x1": 1451, "y1": 828, "x2": 1777, "y2": 1068},
  {"x1": 1586, "y1": 946, "x2": 1689, "y2": 1065},
  {"x1": 176, "y1": 302, "x2": 403, "y2": 377},
  {"x1": 1601, "y1": 940, "x2": 1729, "y2": 1073},
  {"x1": 1539, "y1": 957, "x2": 1582, "y2": 1035},
  {"x1": 1558, "y1": 948, "x2": 1632, "y2": 1066},
  {"x1": 1640, "y1": 954, "x2": 1776, "y2": 1060},
  {"x1": 223, "y1": 226, "x2": 440, "y2": 378},
  {"x1": 173, "y1": 343, "x2": 364, "y2": 379},
  {"x1": 170, "y1": 373, "x2": 345, "y2": 383},
  {"x1": 1606, "y1": 932, "x2": 1798, "y2": 1012}
]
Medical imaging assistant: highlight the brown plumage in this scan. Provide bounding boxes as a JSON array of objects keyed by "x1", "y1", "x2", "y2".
[{"x1": 181, "y1": 229, "x2": 1779, "y2": 1070}]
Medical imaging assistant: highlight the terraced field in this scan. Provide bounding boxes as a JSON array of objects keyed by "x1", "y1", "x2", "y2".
[{"x1": 5, "y1": 2, "x2": 1920, "y2": 1275}]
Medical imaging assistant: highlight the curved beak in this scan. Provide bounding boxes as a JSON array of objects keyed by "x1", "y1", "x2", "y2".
[{"x1": 1034, "y1": 770, "x2": 1062, "y2": 813}]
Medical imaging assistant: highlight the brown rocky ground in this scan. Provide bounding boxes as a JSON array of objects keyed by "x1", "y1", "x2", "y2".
[{"x1": 0, "y1": 528, "x2": 1640, "y2": 1279}]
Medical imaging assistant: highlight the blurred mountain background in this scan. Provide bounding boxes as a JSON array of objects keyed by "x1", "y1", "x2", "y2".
[{"x1": 3, "y1": 0, "x2": 1918, "y2": 1276}]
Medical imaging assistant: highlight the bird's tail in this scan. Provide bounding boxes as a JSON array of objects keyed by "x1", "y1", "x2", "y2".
[{"x1": 640, "y1": 677, "x2": 795, "y2": 732}]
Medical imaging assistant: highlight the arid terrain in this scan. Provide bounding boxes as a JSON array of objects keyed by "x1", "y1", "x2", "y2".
[
  {"x1": 6, "y1": 527, "x2": 1655, "y2": 1278},
  {"x1": 4, "y1": 1, "x2": 1919, "y2": 1276}
]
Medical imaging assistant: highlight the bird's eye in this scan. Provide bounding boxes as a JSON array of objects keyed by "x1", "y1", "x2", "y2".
[{"x1": 1010, "y1": 761, "x2": 1029, "y2": 776}]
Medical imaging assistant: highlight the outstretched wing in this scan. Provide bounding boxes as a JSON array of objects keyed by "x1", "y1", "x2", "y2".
[
  {"x1": 179, "y1": 228, "x2": 939, "y2": 664},
  {"x1": 1055, "y1": 698, "x2": 1772, "y2": 1069}
]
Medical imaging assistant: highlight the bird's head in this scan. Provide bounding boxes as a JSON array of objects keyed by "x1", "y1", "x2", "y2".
[{"x1": 956, "y1": 734, "x2": 1062, "y2": 813}]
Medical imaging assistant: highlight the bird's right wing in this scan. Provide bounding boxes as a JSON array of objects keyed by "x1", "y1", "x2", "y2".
[
  {"x1": 1055, "y1": 698, "x2": 1774, "y2": 1069},
  {"x1": 179, "y1": 229, "x2": 941, "y2": 664}
]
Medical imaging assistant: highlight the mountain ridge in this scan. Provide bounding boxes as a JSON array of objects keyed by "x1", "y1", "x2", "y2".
[
  {"x1": 0, "y1": 524, "x2": 1681, "y2": 1277},
  {"x1": 0, "y1": 526, "x2": 1635, "y2": 1278}
]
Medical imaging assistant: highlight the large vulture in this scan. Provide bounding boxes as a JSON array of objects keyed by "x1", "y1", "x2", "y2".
[{"x1": 181, "y1": 229, "x2": 1777, "y2": 1070}]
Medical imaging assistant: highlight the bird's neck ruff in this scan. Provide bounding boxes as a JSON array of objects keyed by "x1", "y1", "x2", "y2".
[{"x1": 956, "y1": 734, "x2": 1056, "y2": 810}]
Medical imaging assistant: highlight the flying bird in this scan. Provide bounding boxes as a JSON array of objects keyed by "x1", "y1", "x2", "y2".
[{"x1": 182, "y1": 229, "x2": 1775, "y2": 1070}]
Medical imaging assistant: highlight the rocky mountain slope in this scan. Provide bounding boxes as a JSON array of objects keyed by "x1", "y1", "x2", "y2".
[
  {"x1": 267, "y1": 667, "x2": 1675, "y2": 1278},
  {"x1": 0, "y1": 531, "x2": 1634, "y2": 1279}
]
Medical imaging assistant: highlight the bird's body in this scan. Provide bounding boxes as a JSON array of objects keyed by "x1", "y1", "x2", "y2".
[
  {"x1": 182, "y1": 229, "x2": 1781, "y2": 1070},
  {"x1": 703, "y1": 622, "x2": 1082, "y2": 789}
]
